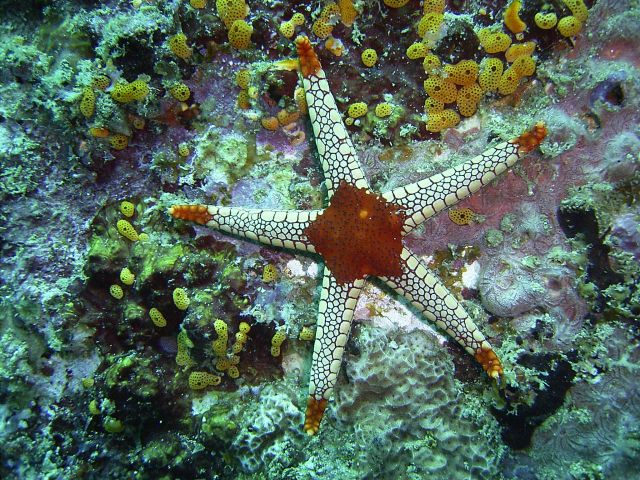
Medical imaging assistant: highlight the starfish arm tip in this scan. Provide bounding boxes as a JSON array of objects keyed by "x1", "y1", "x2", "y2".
[{"x1": 304, "y1": 397, "x2": 327, "y2": 436}]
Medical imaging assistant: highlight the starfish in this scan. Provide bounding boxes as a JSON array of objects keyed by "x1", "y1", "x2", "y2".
[{"x1": 169, "y1": 36, "x2": 547, "y2": 435}]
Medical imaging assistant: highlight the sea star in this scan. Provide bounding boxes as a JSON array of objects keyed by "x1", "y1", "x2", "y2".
[{"x1": 169, "y1": 36, "x2": 547, "y2": 435}]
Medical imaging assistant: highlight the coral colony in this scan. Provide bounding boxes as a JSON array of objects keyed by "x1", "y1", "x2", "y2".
[{"x1": 1, "y1": 0, "x2": 639, "y2": 479}]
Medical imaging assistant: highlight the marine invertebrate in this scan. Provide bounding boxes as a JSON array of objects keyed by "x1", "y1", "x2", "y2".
[
  {"x1": 79, "y1": 86, "x2": 95, "y2": 118},
  {"x1": 361, "y1": 48, "x2": 378, "y2": 67},
  {"x1": 169, "y1": 83, "x2": 191, "y2": 102},
  {"x1": 504, "y1": 0, "x2": 526, "y2": 34},
  {"x1": 119, "y1": 201, "x2": 135, "y2": 217},
  {"x1": 374, "y1": 102, "x2": 392, "y2": 118},
  {"x1": 169, "y1": 36, "x2": 547, "y2": 435},
  {"x1": 557, "y1": 16, "x2": 582, "y2": 37},
  {"x1": 168, "y1": 33, "x2": 192, "y2": 60},
  {"x1": 347, "y1": 102, "x2": 368, "y2": 118},
  {"x1": 109, "y1": 134, "x2": 129, "y2": 151},
  {"x1": 116, "y1": 219, "x2": 139, "y2": 241},
  {"x1": 229, "y1": 20, "x2": 253, "y2": 49},
  {"x1": 534, "y1": 12, "x2": 558, "y2": 29},
  {"x1": 188, "y1": 371, "x2": 221, "y2": 389},
  {"x1": 110, "y1": 284, "x2": 124, "y2": 299},
  {"x1": 119, "y1": 267, "x2": 135, "y2": 285},
  {"x1": 148, "y1": 307, "x2": 167, "y2": 327},
  {"x1": 172, "y1": 287, "x2": 190, "y2": 310}
]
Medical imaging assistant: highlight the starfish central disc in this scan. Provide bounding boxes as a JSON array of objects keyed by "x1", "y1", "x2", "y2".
[{"x1": 304, "y1": 182, "x2": 406, "y2": 284}]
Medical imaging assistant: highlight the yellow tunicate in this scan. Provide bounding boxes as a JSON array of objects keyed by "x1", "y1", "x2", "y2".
[
  {"x1": 89, "y1": 127, "x2": 110, "y2": 138},
  {"x1": 270, "y1": 345, "x2": 281, "y2": 357},
  {"x1": 190, "y1": 0, "x2": 206, "y2": 8},
  {"x1": 177, "y1": 329, "x2": 195, "y2": 349},
  {"x1": 426, "y1": 109, "x2": 460, "y2": 132},
  {"x1": 361, "y1": 48, "x2": 378, "y2": 67},
  {"x1": 110, "y1": 81, "x2": 134, "y2": 103},
  {"x1": 423, "y1": 76, "x2": 458, "y2": 104},
  {"x1": 239, "y1": 321, "x2": 251, "y2": 334},
  {"x1": 557, "y1": 16, "x2": 582, "y2": 37},
  {"x1": 109, "y1": 284, "x2": 124, "y2": 299},
  {"x1": 534, "y1": 12, "x2": 558, "y2": 29},
  {"x1": 82, "y1": 377, "x2": 95, "y2": 388},
  {"x1": 503, "y1": 0, "x2": 526, "y2": 34},
  {"x1": 262, "y1": 264, "x2": 279, "y2": 281},
  {"x1": 406, "y1": 42, "x2": 428, "y2": 60},
  {"x1": 149, "y1": 307, "x2": 167, "y2": 327},
  {"x1": 178, "y1": 143, "x2": 190, "y2": 157},
  {"x1": 423, "y1": 0, "x2": 445, "y2": 14},
  {"x1": 175, "y1": 349, "x2": 194, "y2": 367},
  {"x1": 374, "y1": 102, "x2": 392, "y2": 118},
  {"x1": 512, "y1": 55, "x2": 536, "y2": 77},
  {"x1": 417, "y1": 13, "x2": 444, "y2": 38},
  {"x1": 277, "y1": 109, "x2": 300, "y2": 126},
  {"x1": 236, "y1": 69, "x2": 251, "y2": 89},
  {"x1": 279, "y1": 21, "x2": 295, "y2": 38},
  {"x1": 235, "y1": 331, "x2": 247, "y2": 343},
  {"x1": 423, "y1": 53, "x2": 441, "y2": 74},
  {"x1": 456, "y1": 83, "x2": 483, "y2": 117},
  {"x1": 312, "y1": 19, "x2": 333, "y2": 39},
  {"x1": 227, "y1": 365, "x2": 240, "y2": 378},
  {"x1": 229, "y1": 19, "x2": 253, "y2": 49},
  {"x1": 497, "y1": 66, "x2": 521, "y2": 95},
  {"x1": 128, "y1": 79, "x2": 149, "y2": 101},
  {"x1": 444, "y1": 60, "x2": 479, "y2": 86},
  {"x1": 216, "y1": 358, "x2": 230, "y2": 371},
  {"x1": 478, "y1": 29, "x2": 512, "y2": 53},
  {"x1": 220, "y1": 0, "x2": 248, "y2": 27},
  {"x1": 119, "y1": 201, "x2": 135, "y2": 217},
  {"x1": 173, "y1": 287, "x2": 190, "y2": 310},
  {"x1": 89, "y1": 399, "x2": 101, "y2": 415},
  {"x1": 188, "y1": 371, "x2": 221, "y2": 390},
  {"x1": 116, "y1": 219, "x2": 139, "y2": 241},
  {"x1": 237, "y1": 90, "x2": 251, "y2": 109},
  {"x1": 120, "y1": 267, "x2": 135, "y2": 286},
  {"x1": 424, "y1": 96, "x2": 444, "y2": 114},
  {"x1": 347, "y1": 102, "x2": 368, "y2": 118},
  {"x1": 291, "y1": 13, "x2": 305, "y2": 26},
  {"x1": 230, "y1": 354, "x2": 240, "y2": 365},
  {"x1": 479, "y1": 57, "x2": 504, "y2": 92},
  {"x1": 338, "y1": 0, "x2": 357, "y2": 26},
  {"x1": 214, "y1": 319, "x2": 228, "y2": 337},
  {"x1": 448, "y1": 207, "x2": 475, "y2": 225},
  {"x1": 295, "y1": 87, "x2": 307, "y2": 113},
  {"x1": 231, "y1": 342, "x2": 243, "y2": 354},
  {"x1": 299, "y1": 326, "x2": 315, "y2": 341},
  {"x1": 80, "y1": 86, "x2": 95, "y2": 118},
  {"x1": 169, "y1": 83, "x2": 191, "y2": 102},
  {"x1": 212, "y1": 338, "x2": 227, "y2": 356},
  {"x1": 168, "y1": 33, "x2": 192, "y2": 60},
  {"x1": 109, "y1": 134, "x2": 129, "y2": 151},
  {"x1": 261, "y1": 116, "x2": 279, "y2": 131},
  {"x1": 383, "y1": 0, "x2": 409, "y2": 7},
  {"x1": 139, "y1": 233, "x2": 149, "y2": 241},
  {"x1": 563, "y1": 0, "x2": 589, "y2": 22},
  {"x1": 92, "y1": 75, "x2": 110, "y2": 91},
  {"x1": 271, "y1": 330, "x2": 287, "y2": 347},
  {"x1": 103, "y1": 417, "x2": 125, "y2": 433},
  {"x1": 505, "y1": 42, "x2": 536, "y2": 63}
]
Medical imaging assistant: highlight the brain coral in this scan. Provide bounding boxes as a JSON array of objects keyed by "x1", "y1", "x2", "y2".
[{"x1": 336, "y1": 326, "x2": 503, "y2": 479}]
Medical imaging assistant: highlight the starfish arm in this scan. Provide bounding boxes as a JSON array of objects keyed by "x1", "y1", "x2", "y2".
[
  {"x1": 380, "y1": 248, "x2": 503, "y2": 379},
  {"x1": 305, "y1": 268, "x2": 365, "y2": 435},
  {"x1": 382, "y1": 123, "x2": 547, "y2": 233},
  {"x1": 296, "y1": 36, "x2": 369, "y2": 199},
  {"x1": 169, "y1": 205, "x2": 322, "y2": 253}
]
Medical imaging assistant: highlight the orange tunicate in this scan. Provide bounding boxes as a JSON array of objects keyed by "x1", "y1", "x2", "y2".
[
  {"x1": 503, "y1": 0, "x2": 526, "y2": 34},
  {"x1": 426, "y1": 109, "x2": 460, "y2": 132},
  {"x1": 448, "y1": 207, "x2": 475, "y2": 225},
  {"x1": 478, "y1": 29, "x2": 512, "y2": 53},
  {"x1": 423, "y1": 76, "x2": 458, "y2": 104},
  {"x1": 444, "y1": 60, "x2": 479, "y2": 86},
  {"x1": 479, "y1": 57, "x2": 504, "y2": 92},
  {"x1": 277, "y1": 109, "x2": 300, "y2": 126},
  {"x1": 338, "y1": 0, "x2": 358, "y2": 26},
  {"x1": 325, "y1": 36, "x2": 344, "y2": 57},
  {"x1": 312, "y1": 19, "x2": 333, "y2": 39},
  {"x1": 505, "y1": 42, "x2": 536, "y2": 63},
  {"x1": 89, "y1": 127, "x2": 110, "y2": 138},
  {"x1": 261, "y1": 116, "x2": 279, "y2": 130}
]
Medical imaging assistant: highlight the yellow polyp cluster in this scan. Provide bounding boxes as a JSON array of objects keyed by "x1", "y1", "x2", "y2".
[
  {"x1": 557, "y1": 16, "x2": 582, "y2": 37},
  {"x1": 92, "y1": 75, "x2": 110, "y2": 91},
  {"x1": 534, "y1": 12, "x2": 558, "y2": 29},
  {"x1": 383, "y1": 0, "x2": 409, "y2": 8},
  {"x1": 173, "y1": 287, "x2": 190, "y2": 310},
  {"x1": 505, "y1": 42, "x2": 536, "y2": 63},
  {"x1": 178, "y1": 143, "x2": 190, "y2": 157},
  {"x1": 279, "y1": 21, "x2": 295, "y2": 39},
  {"x1": 149, "y1": 307, "x2": 167, "y2": 327},
  {"x1": 423, "y1": 53, "x2": 441, "y2": 73},
  {"x1": 80, "y1": 86, "x2": 95, "y2": 118},
  {"x1": 119, "y1": 201, "x2": 135, "y2": 217},
  {"x1": 120, "y1": 267, "x2": 135, "y2": 286},
  {"x1": 109, "y1": 134, "x2": 129, "y2": 151},
  {"x1": 503, "y1": 0, "x2": 526, "y2": 35},
  {"x1": 444, "y1": 60, "x2": 479, "y2": 86},
  {"x1": 169, "y1": 83, "x2": 191, "y2": 102},
  {"x1": 176, "y1": 329, "x2": 196, "y2": 368},
  {"x1": 271, "y1": 329, "x2": 286, "y2": 357},
  {"x1": 110, "y1": 284, "x2": 124, "y2": 299},
  {"x1": 325, "y1": 37, "x2": 344, "y2": 57},
  {"x1": 168, "y1": 33, "x2": 192, "y2": 60},
  {"x1": 260, "y1": 116, "x2": 279, "y2": 131},
  {"x1": 448, "y1": 207, "x2": 475, "y2": 225},
  {"x1": 361, "y1": 48, "x2": 378, "y2": 67},
  {"x1": 374, "y1": 102, "x2": 392, "y2": 118},
  {"x1": 563, "y1": 0, "x2": 589, "y2": 22},
  {"x1": 111, "y1": 82, "x2": 133, "y2": 103},
  {"x1": 424, "y1": 76, "x2": 458, "y2": 104},
  {"x1": 424, "y1": 96, "x2": 444, "y2": 114},
  {"x1": 406, "y1": 42, "x2": 428, "y2": 60},
  {"x1": 189, "y1": 371, "x2": 221, "y2": 390},
  {"x1": 347, "y1": 102, "x2": 368, "y2": 119},
  {"x1": 478, "y1": 28, "x2": 512, "y2": 53},
  {"x1": 117, "y1": 219, "x2": 139, "y2": 241},
  {"x1": 299, "y1": 326, "x2": 315, "y2": 341},
  {"x1": 479, "y1": 57, "x2": 504, "y2": 92},
  {"x1": 456, "y1": 83, "x2": 483, "y2": 117},
  {"x1": 229, "y1": 19, "x2": 253, "y2": 49},
  {"x1": 417, "y1": 13, "x2": 444, "y2": 38},
  {"x1": 190, "y1": 0, "x2": 206, "y2": 9},
  {"x1": 426, "y1": 109, "x2": 460, "y2": 132}
]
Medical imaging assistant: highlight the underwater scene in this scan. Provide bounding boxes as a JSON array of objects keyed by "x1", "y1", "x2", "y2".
[{"x1": 0, "y1": 0, "x2": 639, "y2": 478}]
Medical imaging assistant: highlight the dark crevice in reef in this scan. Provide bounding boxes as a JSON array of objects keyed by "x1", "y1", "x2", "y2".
[
  {"x1": 557, "y1": 206, "x2": 624, "y2": 311},
  {"x1": 492, "y1": 353, "x2": 576, "y2": 450}
]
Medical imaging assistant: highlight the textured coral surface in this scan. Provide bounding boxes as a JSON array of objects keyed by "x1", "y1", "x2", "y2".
[{"x1": 0, "y1": 0, "x2": 639, "y2": 479}]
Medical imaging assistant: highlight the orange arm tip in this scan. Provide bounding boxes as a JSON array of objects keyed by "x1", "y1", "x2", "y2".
[
  {"x1": 511, "y1": 121, "x2": 547, "y2": 153},
  {"x1": 295, "y1": 36, "x2": 322, "y2": 78},
  {"x1": 169, "y1": 204, "x2": 212, "y2": 225},
  {"x1": 475, "y1": 347, "x2": 504, "y2": 380},
  {"x1": 304, "y1": 397, "x2": 327, "y2": 435}
]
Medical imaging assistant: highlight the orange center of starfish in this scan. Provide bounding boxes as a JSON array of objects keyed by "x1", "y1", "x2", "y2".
[{"x1": 304, "y1": 181, "x2": 406, "y2": 284}]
